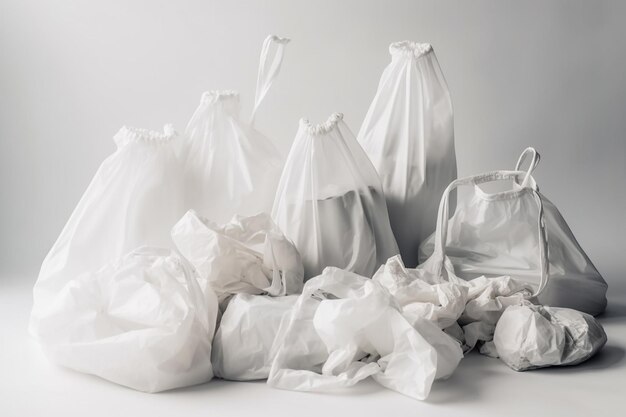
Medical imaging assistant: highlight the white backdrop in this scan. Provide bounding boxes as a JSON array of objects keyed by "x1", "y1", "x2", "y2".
[{"x1": 1, "y1": 0, "x2": 625, "y2": 290}]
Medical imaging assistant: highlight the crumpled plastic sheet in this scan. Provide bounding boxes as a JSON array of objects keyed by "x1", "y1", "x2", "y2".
[
  {"x1": 171, "y1": 210, "x2": 304, "y2": 307},
  {"x1": 267, "y1": 267, "x2": 463, "y2": 400},
  {"x1": 33, "y1": 247, "x2": 218, "y2": 393},
  {"x1": 372, "y1": 255, "x2": 534, "y2": 354},
  {"x1": 212, "y1": 294, "x2": 298, "y2": 381},
  {"x1": 493, "y1": 304, "x2": 607, "y2": 371}
]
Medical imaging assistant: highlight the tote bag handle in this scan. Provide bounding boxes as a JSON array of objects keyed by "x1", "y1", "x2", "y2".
[
  {"x1": 515, "y1": 147, "x2": 540, "y2": 187},
  {"x1": 250, "y1": 35, "x2": 290, "y2": 126},
  {"x1": 431, "y1": 170, "x2": 550, "y2": 297}
]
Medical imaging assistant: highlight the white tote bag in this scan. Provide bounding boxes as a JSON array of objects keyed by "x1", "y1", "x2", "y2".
[
  {"x1": 358, "y1": 41, "x2": 457, "y2": 267},
  {"x1": 272, "y1": 113, "x2": 399, "y2": 280},
  {"x1": 419, "y1": 148, "x2": 608, "y2": 315},
  {"x1": 33, "y1": 247, "x2": 218, "y2": 392},
  {"x1": 181, "y1": 35, "x2": 289, "y2": 223},
  {"x1": 31, "y1": 125, "x2": 185, "y2": 335}
]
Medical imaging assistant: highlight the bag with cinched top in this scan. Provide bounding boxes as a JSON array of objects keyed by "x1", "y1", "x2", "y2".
[
  {"x1": 30, "y1": 125, "x2": 185, "y2": 336},
  {"x1": 272, "y1": 113, "x2": 399, "y2": 280},
  {"x1": 358, "y1": 41, "x2": 457, "y2": 268},
  {"x1": 181, "y1": 35, "x2": 289, "y2": 223}
]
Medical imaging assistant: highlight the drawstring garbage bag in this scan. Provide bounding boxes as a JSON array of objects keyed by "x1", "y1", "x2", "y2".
[
  {"x1": 212, "y1": 294, "x2": 298, "y2": 381},
  {"x1": 32, "y1": 247, "x2": 218, "y2": 392},
  {"x1": 494, "y1": 304, "x2": 607, "y2": 371},
  {"x1": 419, "y1": 148, "x2": 608, "y2": 315},
  {"x1": 272, "y1": 113, "x2": 399, "y2": 280},
  {"x1": 181, "y1": 35, "x2": 289, "y2": 223},
  {"x1": 358, "y1": 41, "x2": 457, "y2": 268},
  {"x1": 171, "y1": 210, "x2": 303, "y2": 307},
  {"x1": 267, "y1": 267, "x2": 462, "y2": 400},
  {"x1": 31, "y1": 125, "x2": 185, "y2": 336}
]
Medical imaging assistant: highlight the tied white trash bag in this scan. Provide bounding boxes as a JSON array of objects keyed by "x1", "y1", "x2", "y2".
[
  {"x1": 212, "y1": 294, "x2": 298, "y2": 381},
  {"x1": 272, "y1": 113, "x2": 399, "y2": 279},
  {"x1": 182, "y1": 35, "x2": 289, "y2": 223},
  {"x1": 419, "y1": 148, "x2": 608, "y2": 315},
  {"x1": 31, "y1": 125, "x2": 185, "y2": 336},
  {"x1": 171, "y1": 210, "x2": 303, "y2": 305},
  {"x1": 267, "y1": 267, "x2": 462, "y2": 400},
  {"x1": 494, "y1": 304, "x2": 607, "y2": 371},
  {"x1": 32, "y1": 247, "x2": 218, "y2": 392},
  {"x1": 358, "y1": 41, "x2": 457, "y2": 268}
]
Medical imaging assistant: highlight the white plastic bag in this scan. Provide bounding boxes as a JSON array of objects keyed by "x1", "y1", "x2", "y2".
[
  {"x1": 358, "y1": 41, "x2": 457, "y2": 267},
  {"x1": 494, "y1": 304, "x2": 607, "y2": 371},
  {"x1": 267, "y1": 267, "x2": 462, "y2": 400},
  {"x1": 212, "y1": 294, "x2": 298, "y2": 381},
  {"x1": 181, "y1": 35, "x2": 289, "y2": 223},
  {"x1": 31, "y1": 125, "x2": 185, "y2": 335},
  {"x1": 171, "y1": 210, "x2": 303, "y2": 305},
  {"x1": 272, "y1": 113, "x2": 399, "y2": 279},
  {"x1": 419, "y1": 148, "x2": 608, "y2": 315},
  {"x1": 32, "y1": 247, "x2": 218, "y2": 392}
]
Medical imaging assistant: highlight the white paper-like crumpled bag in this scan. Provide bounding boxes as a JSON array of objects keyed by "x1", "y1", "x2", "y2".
[
  {"x1": 272, "y1": 113, "x2": 399, "y2": 280},
  {"x1": 358, "y1": 41, "x2": 457, "y2": 268},
  {"x1": 419, "y1": 148, "x2": 608, "y2": 315},
  {"x1": 171, "y1": 210, "x2": 303, "y2": 305},
  {"x1": 181, "y1": 35, "x2": 289, "y2": 223},
  {"x1": 268, "y1": 267, "x2": 462, "y2": 400},
  {"x1": 494, "y1": 304, "x2": 607, "y2": 371},
  {"x1": 212, "y1": 294, "x2": 298, "y2": 381},
  {"x1": 31, "y1": 125, "x2": 185, "y2": 336},
  {"x1": 32, "y1": 247, "x2": 218, "y2": 392}
]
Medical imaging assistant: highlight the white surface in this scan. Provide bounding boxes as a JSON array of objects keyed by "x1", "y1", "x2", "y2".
[{"x1": 2, "y1": 275, "x2": 625, "y2": 416}]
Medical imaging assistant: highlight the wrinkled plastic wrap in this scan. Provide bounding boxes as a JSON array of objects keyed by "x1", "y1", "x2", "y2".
[
  {"x1": 494, "y1": 304, "x2": 607, "y2": 371},
  {"x1": 33, "y1": 247, "x2": 218, "y2": 392},
  {"x1": 171, "y1": 210, "x2": 303, "y2": 306},
  {"x1": 213, "y1": 294, "x2": 298, "y2": 380},
  {"x1": 272, "y1": 112, "x2": 399, "y2": 280},
  {"x1": 374, "y1": 255, "x2": 533, "y2": 353},
  {"x1": 358, "y1": 41, "x2": 457, "y2": 268},
  {"x1": 268, "y1": 267, "x2": 462, "y2": 400}
]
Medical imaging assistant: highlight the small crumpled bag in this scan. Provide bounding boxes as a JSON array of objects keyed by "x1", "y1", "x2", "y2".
[
  {"x1": 32, "y1": 247, "x2": 218, "y2": 393},
  {"x1": 181, "y1": 35, "x2": 289, "y2": 223},
  {"x1": 171, "y1": 210, "x2": 303, "y2": 306},
  {"x1": 419, "y1": 148, "x2": 608, "y2": 315},
  {"x1": 31, "y1": 125, "x2": 185, "y2": 336},
  {"x1": 267, "y1": 267, "x2": 462, "y2": 400},
  {"x1": 494, "y1": 304, "x2": 607, "y2": 371},
  {"x1": 358, "y1": 41, "x2": 457, "y2": 268},
  {"x1": 272, "y1": 113, "x2": 399, "y2": 280},
  {"x1": 212, "y1": 294, "x2": 298, "y2": 381}
]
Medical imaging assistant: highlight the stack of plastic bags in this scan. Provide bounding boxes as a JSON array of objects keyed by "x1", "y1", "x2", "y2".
[{"x1": 29, "y1": 36, "x2": 609, "y2": 399}]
